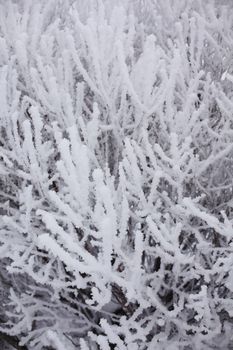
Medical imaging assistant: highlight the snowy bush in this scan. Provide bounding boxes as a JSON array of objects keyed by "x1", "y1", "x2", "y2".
[{"x1": 1, "y1": 0, "x2": 233, "y2": 349}]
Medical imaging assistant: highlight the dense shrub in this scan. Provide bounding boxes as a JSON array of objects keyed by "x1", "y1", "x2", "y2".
[{"x1": 1, "y1": 1, "x2": 233, "y2": 349}]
